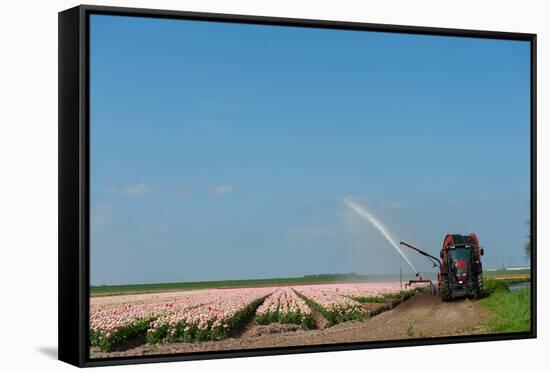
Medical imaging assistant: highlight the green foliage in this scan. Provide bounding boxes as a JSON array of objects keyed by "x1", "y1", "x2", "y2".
[
  {"x1": 354, "y1": 296, "x2": 387, "y2": 303},
  {"x1": 90, "y1": 318, "x2": 154, "y2": 352},
  {"x1": 279, "y1": 310, "x2": 315, "y2": 329},
  {"x1": 353, "y1": 290, "x2": 415, "y2": 304},
  {"x1": 524, "y1": 241, "x2": 531, "y2": 259},
  {"x1": 255, "y1": 298, "x2": 316, "y2": 330},
  {"x1": 524, "y1": 218, "x2": 531, "y2": 259},
  {"x1": 406, "y1": 321, "x2": 427, "y2": 339},
  {"x1": 480, "y1": 288, "x2": 531, "y2": 333},
  {"x1": 295, "y1": 292, "x2": 367, "y2": 325},
  {"x1": 484, "y1": 269, "x2": 530, "y2": 278},
  {"x1": 161, "y1": 322, "x2": 225, "y2": 344},
  {"x1": 255, "y1": 311, "x2": 280, "y2": 325},
  {"x1": 145, "y1": 323, "x2": 169, "y2": 344},
  {"x1": 257, "y1": 311, "x2": 315, "y2": 329},
  {"x1": 406, "y1": 322, "x2": 414, "y2": 337},
  {"x1": 301, "y1": 315, "x2": 316, "y2": 329},
  {"x1": 483, "y1": 278, "x2": 510, "y2": 296}
]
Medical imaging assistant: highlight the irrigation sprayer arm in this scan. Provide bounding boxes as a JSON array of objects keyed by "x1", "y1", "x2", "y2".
[{"x1": 399, "y1": 241, "x2": 442, "y2": 268}]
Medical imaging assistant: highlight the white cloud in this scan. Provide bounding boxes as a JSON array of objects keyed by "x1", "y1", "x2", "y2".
[
  {"x1": 211, "y1": 184, "x2": 233, "y2": 196},
  {"x1": 110, "y1": 183, "x2": 153, "y2": 196}
]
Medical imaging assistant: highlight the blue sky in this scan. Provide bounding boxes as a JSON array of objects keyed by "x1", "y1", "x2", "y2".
[{"x1": 89, "y1": 15, "x2": 531, "y2": 285}]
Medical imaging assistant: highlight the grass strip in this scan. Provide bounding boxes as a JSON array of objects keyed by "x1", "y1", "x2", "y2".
[{"x1": 479, "y1": 287, "x2": 531, "y2": 333}]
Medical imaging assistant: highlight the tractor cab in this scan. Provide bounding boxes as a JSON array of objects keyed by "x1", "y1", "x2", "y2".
[{"x1": 448, "y1": 244, "x2": 473, "y2": 286}]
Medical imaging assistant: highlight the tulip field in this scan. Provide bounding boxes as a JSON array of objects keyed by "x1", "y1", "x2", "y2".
[{"x1": 90, "y1": 282, "x2": 417, "y2": 352}]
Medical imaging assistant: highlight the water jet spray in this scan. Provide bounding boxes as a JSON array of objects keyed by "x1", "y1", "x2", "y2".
[{"x1": 343, "y1": 198, "x2": 418, "y2": 275}]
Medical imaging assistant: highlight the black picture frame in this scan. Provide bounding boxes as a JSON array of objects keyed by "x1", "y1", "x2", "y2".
[{"x1": 59, "y1": 4, "x2": 537, "y2": 368}]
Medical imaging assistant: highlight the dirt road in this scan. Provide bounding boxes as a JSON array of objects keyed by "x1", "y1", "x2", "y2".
[{"x1": 90, "y1": 294, "x2": 491, "y2": 358}]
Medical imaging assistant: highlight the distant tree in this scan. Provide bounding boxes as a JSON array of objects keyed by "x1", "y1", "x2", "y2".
[
  {"x1": 524, "y1": 219, "x2": 531, "y2": 260},
  {"x1": 524, "y1": 240, "x2": 531, "y2": 258}
]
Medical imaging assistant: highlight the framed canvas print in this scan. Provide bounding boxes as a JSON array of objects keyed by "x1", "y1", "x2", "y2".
[{"x1": 58, "y1": 5, "x2": 537, "y2": 367}]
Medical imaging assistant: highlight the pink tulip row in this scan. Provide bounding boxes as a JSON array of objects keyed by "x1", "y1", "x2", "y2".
[
  {"x1": 146, "y1": 288, "x2": 272, "y2": 343},
  {"x1": 292, "y1": 283, "x2": 418, "y2": 323},
  {"x1": 307, "y1": 282, "x2": 406, "y2": 299},
  {"x1": 277, "y1": 288, "x2": 312, "y2": 319},
  {"x1": 293, "y1": 285, "x2": 365, "y2": 319},
  {"x1": 255, "y1": 289, "x2": 282, "y2": 317},
  {"x1": 255, "y1": 287, "x2": 314, "y2": 328},
  {"x1": 90, "y1": 290, "x2": 221, "y2": 350},
  {"x1": 90, "y1": 302, "x2": 172, "y2": 339}
]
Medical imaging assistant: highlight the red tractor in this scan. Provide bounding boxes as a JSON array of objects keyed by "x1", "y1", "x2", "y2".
[{"x1": 400, "y1": 233, "x2": 484, "y2": 301}]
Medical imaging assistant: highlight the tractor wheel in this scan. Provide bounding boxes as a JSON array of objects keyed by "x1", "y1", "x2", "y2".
[
  {"x1": 473, "y1": 274, "x2": 484, "y2": 299},
  {"x1": 440, "y1": 275, "x2": 451, "y2": 302}
]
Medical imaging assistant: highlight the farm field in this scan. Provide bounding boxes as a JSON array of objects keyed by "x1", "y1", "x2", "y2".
[
  {"x1": 89, "y1": 276, "x2": 531, "y2": 358},
  {"x1": 90, "y1": 282, "x2": 419, "y2": 357}
]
